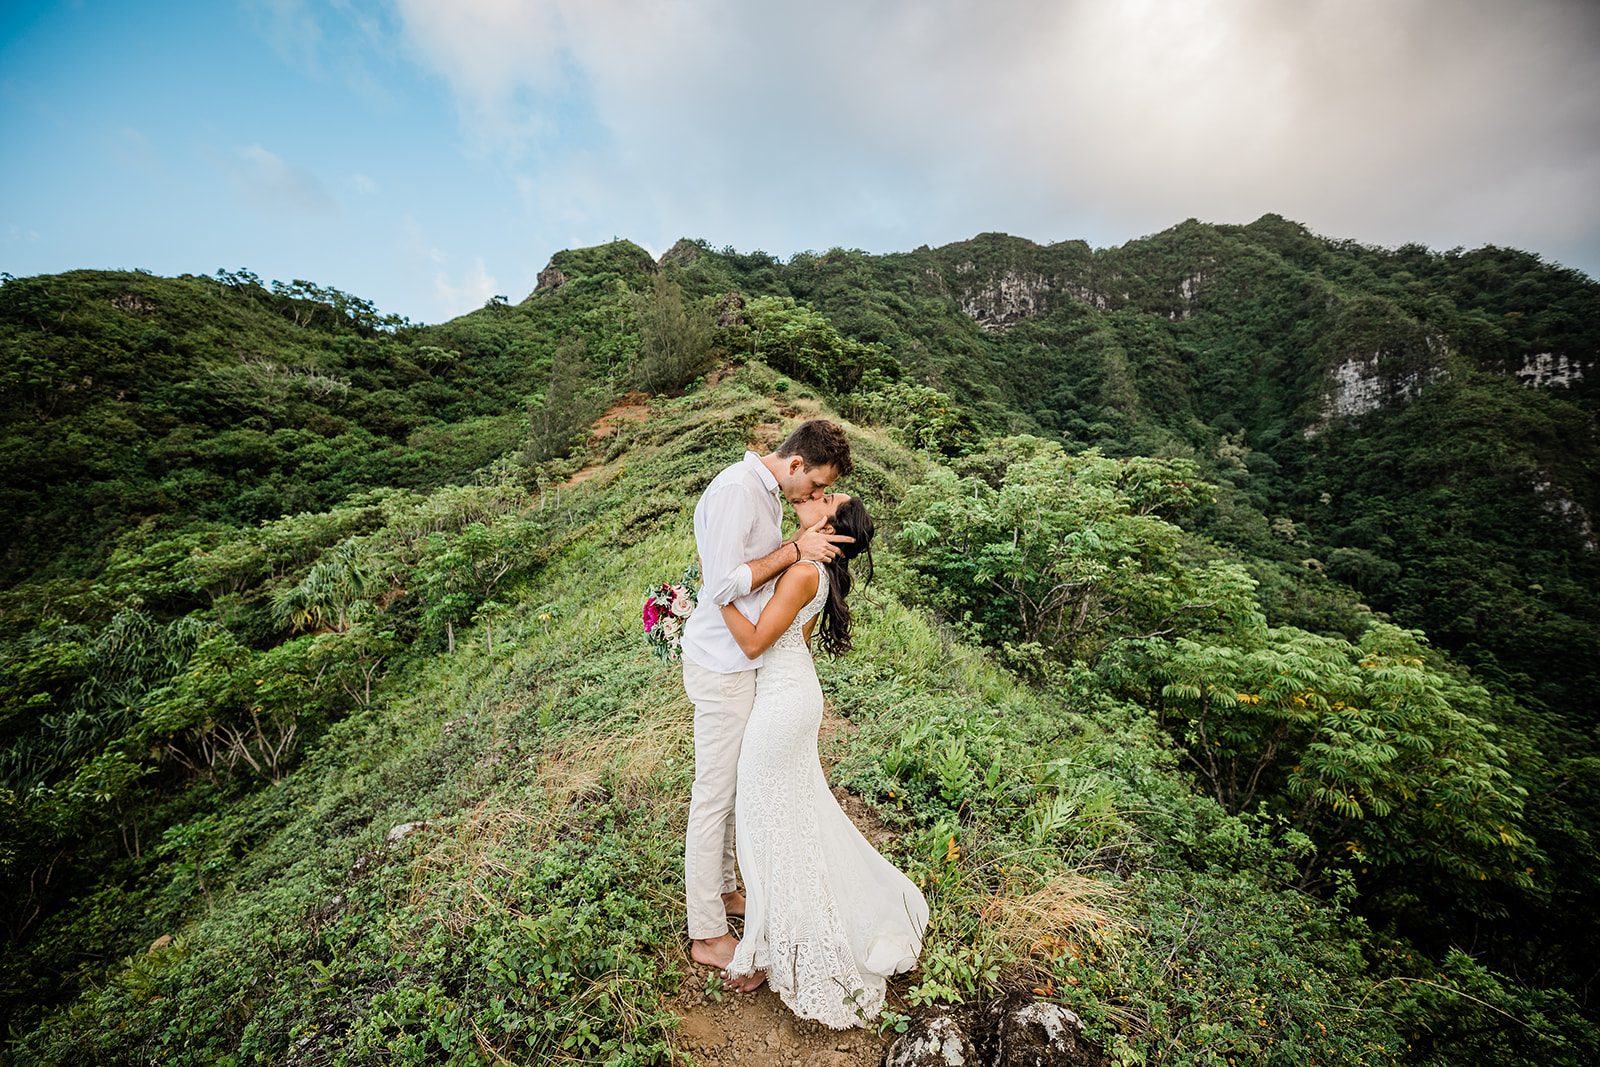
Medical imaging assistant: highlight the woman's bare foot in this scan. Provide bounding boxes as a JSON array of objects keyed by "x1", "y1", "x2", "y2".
[
  {"x1": 723, "y1": 967, "x2": 767, "y2": 993},
  {"x1": 721, "y1": 890, "x2": 746, "y2": 918}
]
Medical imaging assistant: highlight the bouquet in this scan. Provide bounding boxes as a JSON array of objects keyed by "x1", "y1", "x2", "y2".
[{"x1": 642, "y1": 564, "x2": 699, "y2": 661}]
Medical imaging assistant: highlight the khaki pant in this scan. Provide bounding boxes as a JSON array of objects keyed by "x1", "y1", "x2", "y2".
[{"x1": 682, "y1": 655, "x2": 757, "y2": 940}]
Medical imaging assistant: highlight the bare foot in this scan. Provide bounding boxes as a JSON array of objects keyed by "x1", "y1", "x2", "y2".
[
  {"x1": 721, "y1": 890, "x2": 746, "y2": 918},
  {"x1": 724, "y1": 967, "x2": 767, "y2": 993},
  {"x1": 690, "y1": 932, "x2": 738, "y2": 970}
]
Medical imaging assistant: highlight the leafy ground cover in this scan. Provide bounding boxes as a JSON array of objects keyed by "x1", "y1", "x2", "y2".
[
  {"x1": 2, "y1": 363, "x2": 1591, "y2": 1064},
  {"x1": 4, "y1": 229, "x2": 1598, "y2": 1064}
]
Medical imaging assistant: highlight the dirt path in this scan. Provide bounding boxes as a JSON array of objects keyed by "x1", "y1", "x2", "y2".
[
  {"x1": 667, "y1": 704, "x2": 899, "y2": 1067},
  {"x1": 667, "y1": 982, "x2": 889, "y2": 1067},
  {"x1": 547, "y1": 393, "x2": 652, "y2": 492},
  {"x1": 593, "y1": 391, "x2": 651, "y2": 438}
]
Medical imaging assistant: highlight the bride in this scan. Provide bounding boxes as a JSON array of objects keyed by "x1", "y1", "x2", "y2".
[{"x1": 717, "y1": 492, "x2": 928, "y2": 1028}]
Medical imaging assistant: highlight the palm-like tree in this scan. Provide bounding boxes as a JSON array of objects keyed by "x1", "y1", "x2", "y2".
[{"x1": 272, "y1": 541, "x2": 383, "y2": 633}]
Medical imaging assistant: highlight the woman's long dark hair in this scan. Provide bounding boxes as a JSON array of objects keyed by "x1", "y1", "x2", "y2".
[{"x1": 815, "y1": 497, "x2": 874, "y2": 656}]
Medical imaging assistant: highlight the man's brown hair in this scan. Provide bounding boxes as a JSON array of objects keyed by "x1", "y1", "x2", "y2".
[{"x1": 775, "y1": 419, "x2": 853, "y2": 478}]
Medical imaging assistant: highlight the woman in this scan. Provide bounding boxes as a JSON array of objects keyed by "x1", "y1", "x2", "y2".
[{"x1": 719, "y1": 492, "x2": 928, "y2": 1028}]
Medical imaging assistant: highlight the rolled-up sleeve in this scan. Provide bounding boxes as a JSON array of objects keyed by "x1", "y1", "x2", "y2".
[{"x1": 697, "y1": 482, "x2": 758, "y2": 606}]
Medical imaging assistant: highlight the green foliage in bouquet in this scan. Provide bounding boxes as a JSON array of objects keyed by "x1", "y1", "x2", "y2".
[{"x1": 641, "y1": 564, "x2": 699, "y2": 662}]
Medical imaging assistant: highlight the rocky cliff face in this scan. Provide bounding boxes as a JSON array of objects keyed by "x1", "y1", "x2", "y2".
[
  {"x1": 954, "y1": 266, "x2": 1082, "y2": 330},
  {"x1": 1533, "y1": 473, "x2": 1597, "y2": 549},
  {"x1": 521, "y1": 239, "x2": 658, "y2": 302},
  {"x1": 933, "y1": 229, "x2": 1590, "y2": 447},
  {"x1": 920, "y1": 235, "x2": 1109, "y2": 332},
  {"x1": 1306, "y1": 345, "x2": 1592, "y2": 436},
  {"x1": 1514, "y1": 351, "x2": 1588, "y2": 388},
  {"x1": 1306, "y1": 345, "x2": 1450, "y2": 436},
  {"x1": 531, "y1": 265, "x2": 570, "y2": 295},
  {"x1": 932, "y1": 235, "x2": 1217, "y2": 332}
]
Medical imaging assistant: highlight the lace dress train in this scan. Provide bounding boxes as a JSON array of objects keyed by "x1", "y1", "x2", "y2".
[{"x1": 727, "y1": 563, "x2": 928, "y2": 1029}]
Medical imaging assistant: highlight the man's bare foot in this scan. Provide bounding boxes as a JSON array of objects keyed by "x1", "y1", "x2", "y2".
[
  {"x1": 723, "y1": 967, "x2": 767, "y2": 993},
  {"x1": 690, "y1": 934, "x2": 765, "y2": 991},
  {"x1": 690, "y1": 932, "x2": 737, "y2": 970},
  {"x1": 721, "y1": 890, "x2": 746, "y2": 919}
]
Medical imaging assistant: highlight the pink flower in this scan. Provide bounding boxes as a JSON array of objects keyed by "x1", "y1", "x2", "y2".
[{"x1": 643, "y1": 600, "x2": 660, "y2": 632}]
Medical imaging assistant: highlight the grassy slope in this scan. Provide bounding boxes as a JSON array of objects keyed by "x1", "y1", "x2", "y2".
[
  {"x1": 10, "y1": 372, "x2": 1419, "y2": 1067},
  {"x1": 6, "y1": 233, "x2": 1597, "y2": 1064}
]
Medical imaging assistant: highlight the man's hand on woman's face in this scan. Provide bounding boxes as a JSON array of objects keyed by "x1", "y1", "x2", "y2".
[{"x1": 795, "y1": 517, "x2": 853, "y2": 563}]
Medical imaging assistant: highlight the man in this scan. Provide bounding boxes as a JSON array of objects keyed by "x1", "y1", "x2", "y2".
[{"x1": 681, "y1": 419, "x2": 854, "y2": 979}]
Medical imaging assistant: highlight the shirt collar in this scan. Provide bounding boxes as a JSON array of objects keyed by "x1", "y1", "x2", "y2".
[{"x1": 746, "y1": 450, "x2": 781, "y2": 500}]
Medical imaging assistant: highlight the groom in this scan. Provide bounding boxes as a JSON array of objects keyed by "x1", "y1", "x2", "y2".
[{"x1": 681, "y1": 419, "x2": 854, "y2": 976}]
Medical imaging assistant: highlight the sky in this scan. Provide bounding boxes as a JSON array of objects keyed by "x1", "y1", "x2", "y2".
[{"x1": 4, "y1": 0, "x2": 1599, "y2": 323}]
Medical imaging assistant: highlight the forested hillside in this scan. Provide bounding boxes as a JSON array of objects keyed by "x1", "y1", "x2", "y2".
[
  {"x1": 2, "y1": 218, "x2": 1596, "y2": 1065},
  {"x1": 657, "y1": 219, "x2": 1599, "y2": 725}
]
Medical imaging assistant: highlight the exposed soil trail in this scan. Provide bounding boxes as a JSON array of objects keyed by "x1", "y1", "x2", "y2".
[
  {"x1": 592, "y1": 391, "x2": 650, "y2": 439},
  {"x1": 548, "y1": 393, "x2": 652, "y2": 492}
]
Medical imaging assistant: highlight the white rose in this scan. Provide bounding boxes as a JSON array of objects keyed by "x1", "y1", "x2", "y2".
[{"x1": 671, "y1": 592, "x2": 693, "y2": 617}]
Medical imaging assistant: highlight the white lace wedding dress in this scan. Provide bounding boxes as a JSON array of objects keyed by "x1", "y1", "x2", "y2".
[{"x1": 727, "y1": 562, "x2": 929, "y2": 1028}]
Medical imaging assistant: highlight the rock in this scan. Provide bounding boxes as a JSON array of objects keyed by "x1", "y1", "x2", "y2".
[
  {"x1": 282, "y1": 1032, "x2": 322, "y2": 1067},
  {"x1": 886, "y1": 1009, "x2": 978, "y2": 1067},
  {"x1": 886, "y1": 996, "x2": 1107, "y2": 1067},
  {"x1": 311, "y1": 892, "x2": 345, "y2": 926},
  {"x1": 659, "y1": 238, "x2": 704, "y2": 269},
  {"x1": 384, "y1": 821, "x2": 428, "y2": 849},
  {"x1": 987, "y1": 992, "x2": 1103, "y2": 1067},
  {"x1": 1516, "y1": 351, "x2": 1587, "y2": 389},
  {"x1": 958, "y1": 268, "x2": 1058, "y2": 331},
  {"x1": 1305, "y1": 350, "x2": 1447, "y2": 436},
  {"x1": 714, "y1": 290, "x2": 746, "y2": 326},
  {"x1": 534, "y1": 266, "x2": 571, "y2": 294}
]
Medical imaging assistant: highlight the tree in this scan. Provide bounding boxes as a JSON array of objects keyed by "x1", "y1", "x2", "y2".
[
  {"x1": 523, "y1": 335, "x2": 606, "y2": 463},
  {"x1": 899, "y1": 438, "x2": 1257, "y2": 670},
  {"x1": 1146, "y1": 621, "x2": 1532, "y2": 892},
  {"x1": 842, "y1": 375, "x2": 979, "y2": 457},
  {"x1": 412, "y1": 518, "x2": 545, "y2": 649},
  {"x1": 631, "y1": 275, "x2": 712, "y2": 394},
  {"x1": 737, "y1": 295, "x2": 897, "y2": 395},
  {"x1": 270, "y1": 539, "x2": 386, "y2": 633},
  {"x1": 141, "y1": 629, "x2": 344, "y2": 785}
]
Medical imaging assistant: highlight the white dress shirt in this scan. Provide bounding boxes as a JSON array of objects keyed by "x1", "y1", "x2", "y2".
[{"x1": 682, "y1": 451, "x2": 783, "y2": 673}]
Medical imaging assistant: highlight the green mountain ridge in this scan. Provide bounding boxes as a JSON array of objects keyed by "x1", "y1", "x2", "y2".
[
  {"x1": 537, "y1": 221, "x2": 1600, "y2": 720},
  {"x1": 2, "y1": 218, "x2": 1598, "y2": 1064}
]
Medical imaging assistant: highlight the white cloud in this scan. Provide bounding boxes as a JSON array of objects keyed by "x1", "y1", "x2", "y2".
[
  {"x1": 224, "y1": 143, "x2": 339, "y2": 218},
  {"x1": 351, "y1": 173, "x2": 378, "y2": 194},
  {"x1": 248, "y1": 0, "x2": 403, "y2": 109},
  {"x1": 399, "y1": 215, "x2": 502, "y2": 315},
  {"x1": 245, "y1": 0, "x2": 328, "y2": 75},
  {"x1": 387, "y1": 0, "x2": 1600, "y2": 273},
  {"x1": 434, "y1": 255, "x2": 498, "y2": 316}
]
